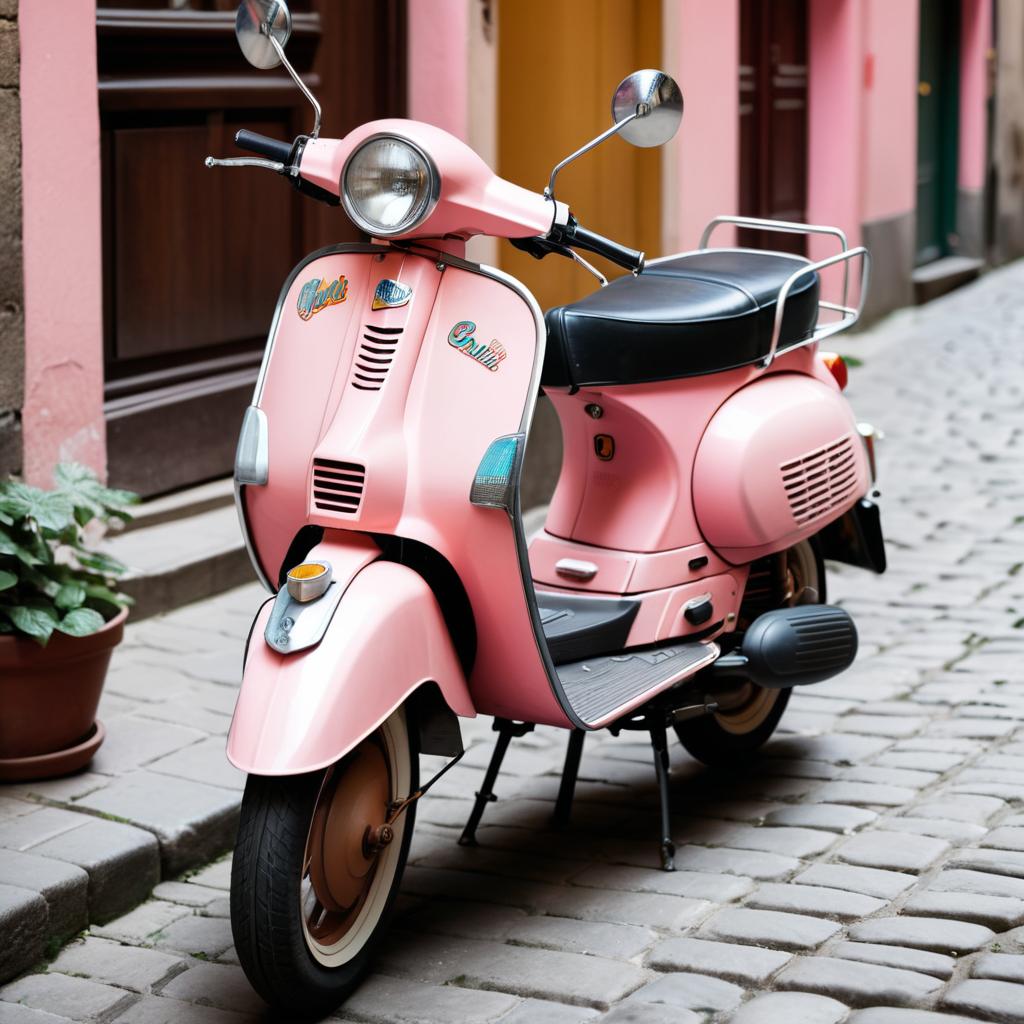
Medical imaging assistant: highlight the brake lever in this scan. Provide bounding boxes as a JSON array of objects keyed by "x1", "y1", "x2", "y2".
[
  {"x1": 204, "y1": 156, "x2": 290, "y2": 174},
  {"x1": 510, "y1": 236, "x2": 608, "y2": 287}
]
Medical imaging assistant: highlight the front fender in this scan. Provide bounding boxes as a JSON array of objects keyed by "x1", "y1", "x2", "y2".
[{"x1": 227, "y1": 559, "x2": 475, "y2": 776}]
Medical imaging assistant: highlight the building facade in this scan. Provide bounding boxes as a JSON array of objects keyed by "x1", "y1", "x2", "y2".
[{"x1": 2, "y1": 0, "x2": 1022, "y2": 495}]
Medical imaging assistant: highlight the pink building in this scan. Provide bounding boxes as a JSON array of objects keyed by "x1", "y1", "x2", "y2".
[{"x1": 1, "y1": 0, "x2": 1020, "y2": 500}]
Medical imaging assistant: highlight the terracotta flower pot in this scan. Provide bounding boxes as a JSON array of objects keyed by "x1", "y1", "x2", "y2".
[{"x1": 0, "y1": 607, "x2": 127, "y2": 781}]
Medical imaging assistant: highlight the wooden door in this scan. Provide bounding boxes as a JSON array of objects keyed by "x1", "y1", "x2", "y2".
[
  {"x1": 739, "y1": 0, "x2": 808, "y2": 254},
  {"x1": 97, "y1": 1, "x2": 406, "y2": 497},
  {"x1": 497, "y1": 0, "x2": 662, "y2": 314},
  {"x1": 916, "y1": 0, "x2": 960, "y2": 265}
]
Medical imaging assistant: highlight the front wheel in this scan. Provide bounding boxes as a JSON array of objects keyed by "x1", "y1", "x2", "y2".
[
  {"x1": 675, "y1": 539, "x2": 824, "y2": 767},
  {"x1": 230, "y1": 708, "x2": 417, "y2": 1019}
]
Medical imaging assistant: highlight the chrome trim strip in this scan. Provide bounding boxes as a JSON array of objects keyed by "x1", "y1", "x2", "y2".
[
  {"x1": 235, "y1": 406, "x2": 269, "y2": 486},
  {"x1": 437, "y1": 251, "x2": 589, "y2": 730},
  {"x1": 235, "y1": 483, "x2": 273, "y2": 592}
]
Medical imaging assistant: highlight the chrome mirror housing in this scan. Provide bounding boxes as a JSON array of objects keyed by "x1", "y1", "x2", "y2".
[
  {"x1": 235, "y1": 0, "x2": 293, "y2": 70},
  {"x1": 612, "y1": 70, "x2": 683, "y2": 148}
]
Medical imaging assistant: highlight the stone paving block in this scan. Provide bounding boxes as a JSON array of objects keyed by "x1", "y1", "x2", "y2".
[
  {"x1": 0, "y1": 809, "x2": 86, "y2": 852},
  {"x1": 700, "y1": 907, "x2": 841, "y2": 951},
  {"x1": 158, "y1": 963, "x2": 266, "y2": 1016},
  {"x1": 92, "y1": 899, "x2": 191, "y2": 945},
  {"x1": 806, "y1": 782, "x2": 916, "y2": 807},
  {"x1": 668, "y1": 845, "x2": 799, "y2": 881},
  {"x1": 930, "y1": 867, "x2": 1024, "y2": 900},
  {"x1": 185, "y1": 858, "x2": 232, "y2": 891},
  {"x1": 948, "y1": 847, "x2": 1024, "y2": 877},
  {"x1": 746, "y1": 882, "x2": 886, "y2": 921},
  {"x1": 730, "y1": 992, "x2": 850, "y2": 1024},
  {"x1": 982, "y1": 826, "x2": 1024, "y2": 851},
  {"x1": 941, "y1": 979, "x2": 1024, "y2": 1023},
  {"x1": 794, "y1": 863, "x2": 916, "y2": 899},
  {"x1": 972, "y1": 952, "x2": 1024, "y2": 983},
  {"x1": 873, "y1": 750, "x2": 967, "y2": 772},
  {"x1": 0, "y1": 850, "x2": 88, "y2": 942},
  {"x1": 0, "y1": 884, "x2": 47, "y2": 984},
  {"x1": 0, "y1": 1005, "x2": 76, "y2": 1024},
  {"x1": 48, "y1": 937, "x2": 181, "y2": 994},
  {"x1": 0, "y1": 973, "x2": 132, "y2": 1022},
  {"x1": 835, "y1": 831, "x2": 949, "y2": 872},
  {"x1": 766, "y1": 734, "x2": 894, "y2": 764},
  {"x1": 89, "y1": 716, "x2": 206, "y2": 775},
  {"x1": 75, "y1": 772, "x2": 239, "y2": 876},
  {"x1": 876, "y1": 816, "x2": 987, "y2": 843},
  {"x1": 105, "y1": 994, "x2": 256, "y2": 1024},
  {"x1": 503, "y1": 915, "x2": 653, "y2": 960},
  {"x1": 600, "y1": 1003, "x2": 700, "y2": 1024},
  {"x1": 492, "y1": 998, "x2": 598, "y2": 1023},
  {"x1": 644, "y1": 935, "x2": 791, "y2": 985},
  {"x1": 848, "y1": 1010, "x2": 983, "y2": 1024},
  {"x1": 775, "y1": 956, "x2": 942, "y2": 1007},
  {"x1": 146, "y1": 737, "x2": 245, "y2": 792},
  {"x1": 763, "y1": 803, "x2": 878, "y2": 834},
  {"x1": 150, "y1": 881, "x2": 226, "y2": 909},
  {"x1": 542, "y1": 885, "x2": 710, "y2": 930},
  {"x1": 675, "y1": 822, "x2": 836, "y2": 859},
  {"x1": 908, "y1": 794, "x2": 1005, "y2": 824},
  {"x1": 847, "y1": 915, "x2": 995, "y2": 954},
  {"x1": 836, "y1": 715, "x2": 930, "y2": 738},
  {"x1": 830, "y1": 939, "x2": 956, "y2": 979},
  {"x1": 151, "y1": 913, "x2": 233, "y2": 959},
  {"x1": 902, "y1": 889, "x2": 1024, "y2": 929},
  {"x1": 27, "y1": 819, "x2": 159, "y2": 923},
  {"x1": 397, "y1": 899, "x2": 529, "y2": 943},
  {"x1": 622, "y1": 972, "x2": 743, "y2": 1015},
  {"x1": 569, "y1": 864, "x2": 754, "y2": 903}
]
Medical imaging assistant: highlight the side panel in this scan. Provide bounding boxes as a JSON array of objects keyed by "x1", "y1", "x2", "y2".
[
  {"x1": 693, "y1": 373, "x2": 870, "y2": 563},
  {"x1": 228, "y1": 560, "x2": 473, "y2": 776}
]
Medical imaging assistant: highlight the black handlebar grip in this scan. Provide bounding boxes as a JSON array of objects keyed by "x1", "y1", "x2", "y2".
[
  {"x1": 234, "y1": 129, "x2": 294, "y2": 165},
  {"x1": 570, "y1": 225, "x2": 645, "y2": 273}
]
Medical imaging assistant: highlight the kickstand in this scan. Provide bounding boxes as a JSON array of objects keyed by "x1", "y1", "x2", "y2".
[
  {"x1": 459, "y1": 719, "x2": 534, "y2": 846},
  {"x1": 647, "y1": 713, "x2": 676, "y2": 871},
  {"x1": 551, "y1": 729, "x2": 586, "y2": 830}
]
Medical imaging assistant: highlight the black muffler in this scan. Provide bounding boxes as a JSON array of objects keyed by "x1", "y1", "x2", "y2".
[{"x1": 713, "y1": 605, "x2": 858, "y2": 689}]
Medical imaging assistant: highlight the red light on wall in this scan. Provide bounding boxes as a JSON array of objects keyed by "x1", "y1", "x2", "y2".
[{"x1": 821, "y1": 352, "x2": 848, "y2": 390}]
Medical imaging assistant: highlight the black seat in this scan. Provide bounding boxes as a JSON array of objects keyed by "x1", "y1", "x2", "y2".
[{"x1": 542, "y1": 250, "x2": 820, "y2": 389}]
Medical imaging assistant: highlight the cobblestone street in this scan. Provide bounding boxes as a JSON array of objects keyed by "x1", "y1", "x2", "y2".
[{"x1": 3, "y1": 260, "x2": 1024, "y2": 1023}]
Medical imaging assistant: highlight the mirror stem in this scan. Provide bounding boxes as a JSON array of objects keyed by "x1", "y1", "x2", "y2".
[
  {"x1": 545, "y1": 111, "x2": 639, "y2": 200},
  {"x1": 268, "y1": 33, "x2": 321, "y2": 139}
]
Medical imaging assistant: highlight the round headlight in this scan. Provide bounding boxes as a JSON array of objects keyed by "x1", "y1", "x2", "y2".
[{"x1": 342, "y1": 136, "x2": 439, "y2": 237}]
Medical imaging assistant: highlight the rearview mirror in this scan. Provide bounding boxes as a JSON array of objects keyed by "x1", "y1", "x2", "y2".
[
  {"x1": 612, "y1": 70, "x2": 683, "y2": 148},
  {"x1": 236, "y1": 0, "x2": 292, "y2": 70}
]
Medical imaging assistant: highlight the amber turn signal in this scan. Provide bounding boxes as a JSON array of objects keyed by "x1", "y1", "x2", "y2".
[
  {"x1": 286, "y1": 562, "x2": 332, "y2": 602},
  {"x1": 820, "y1": 352, "x2": 848, "y2": 390}
]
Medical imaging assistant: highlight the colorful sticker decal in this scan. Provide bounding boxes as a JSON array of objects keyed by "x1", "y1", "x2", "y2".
[
  {"x1": 371, "y1": 279, "x2": 413, "y2": 311},
  {"x1": 297, "y1": 275, "x2": 349, "y2": 321},
  {"x1": 447, "y1": 321, "x2": 507, "y2": 372}
]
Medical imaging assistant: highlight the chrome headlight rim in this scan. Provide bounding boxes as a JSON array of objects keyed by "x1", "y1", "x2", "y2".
[{"x1": 341, "y1": 133, "x2": 441, "y2": 239}]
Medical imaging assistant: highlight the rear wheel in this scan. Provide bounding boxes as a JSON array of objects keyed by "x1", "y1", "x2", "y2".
[
  {"x1": 674, "y1": 540, "x2": 824, "y2": 767},
  {"x1": 231, "y1": 708, "x2": 416, "y2": 1019}
]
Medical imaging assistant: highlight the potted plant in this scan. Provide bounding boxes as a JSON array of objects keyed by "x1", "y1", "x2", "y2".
[{"x1": 0, "y1": 464, "x2": 138, "y2": 781}]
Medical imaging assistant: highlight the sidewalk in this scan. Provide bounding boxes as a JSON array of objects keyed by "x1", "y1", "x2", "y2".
[{"x1": 3, "y1": 259, "x2": 1024, "y2": 1021}]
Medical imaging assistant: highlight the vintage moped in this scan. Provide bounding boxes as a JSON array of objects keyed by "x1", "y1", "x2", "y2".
[{"x1": 207, "y1": 1, "x2": 884, "y2": 1015}]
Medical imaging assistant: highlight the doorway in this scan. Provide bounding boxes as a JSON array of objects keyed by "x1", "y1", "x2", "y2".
[
  {"x1": 738, "y1": 0, "x2": 809, "y2": 254},
  {"x1": 916, "y1": 0, "x2": 961, "y2": 265},
  {"x1": 497, "y1": 0, "x2": 663, "y2": 315}
]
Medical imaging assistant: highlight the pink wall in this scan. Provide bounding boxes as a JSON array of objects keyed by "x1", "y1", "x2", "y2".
[
  {"x1": 861, "y1": 0, "x2": 919, "y2": 223},
  {"x1": 959, "y1": 0, "x2": 992, "y2": 192},
  {"x1": 19, "y1": 0, "x2": 105, "y2": 485},
  {"x1": 662, "y1": 0, "x2": 739, "y2": 252},
  {"x1": 406, "y1": 0, "x2": 469, "y2": 142}
]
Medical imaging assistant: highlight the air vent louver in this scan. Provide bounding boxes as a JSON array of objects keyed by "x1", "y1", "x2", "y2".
[
  {"x1": 781, "y1": 435, "x2": 859, "y2": 526},
  {"x1": 312, "y1": 459, "x2": 365, "y2": 515},
  {"x1": 351, "y1": 324, "x2": 403, "y2": 391}
]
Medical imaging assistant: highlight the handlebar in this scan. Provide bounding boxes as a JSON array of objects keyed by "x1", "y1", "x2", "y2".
[
  {"x1": 234, "y1": 129, "x2": 294, "y2": 164},
  {"x1": 548, "y1": 217, "x2": 645, "y2": 273}
]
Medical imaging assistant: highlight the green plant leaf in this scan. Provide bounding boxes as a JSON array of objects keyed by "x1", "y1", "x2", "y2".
[
  {"x1": 55, "y1": 581, "x2": 87, "y2": 610},
  {"x1": 83, "y1": 582, "x2": 132, "y2": 608},
  {"x1": 53, "y1": 463, "x2": 139, "y2": 525},
  {"x1": 0, "y1": 569, "x2": 16, "y2": 591},
  {"x1": 75, "y1": 550, "x2": 129, "y2": 578},
  {"x1": 0, "y1": 482, "x2": 75, "y2": 533},
  {"x1": 57, "y1": 606, "x2": 106, "y2": 637},
  {"x1": 7, "y1": 604, "x2": 59, "y2": 645},
  {"x1": 0, "y1": 528, "x2": 42, "y2": 567}
]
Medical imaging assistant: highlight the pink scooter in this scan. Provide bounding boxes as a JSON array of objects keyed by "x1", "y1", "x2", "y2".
[{"x1": 208, "y1": 1, "x2": 883, "y2": 1016}]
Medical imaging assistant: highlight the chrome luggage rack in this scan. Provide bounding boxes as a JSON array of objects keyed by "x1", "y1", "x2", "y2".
[{"x1": 699, "y1": 215, "x2": 871, "y2": 368}]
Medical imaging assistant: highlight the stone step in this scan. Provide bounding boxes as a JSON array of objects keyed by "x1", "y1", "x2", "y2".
[
  {"x1": 912, "y1": 256, "x2": 983, "y2": 304},
  {"x1": 108, "y1": 479, "x2": 258, "y2": 621}
]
